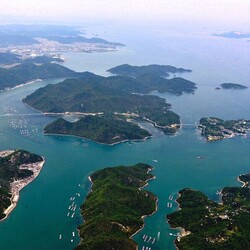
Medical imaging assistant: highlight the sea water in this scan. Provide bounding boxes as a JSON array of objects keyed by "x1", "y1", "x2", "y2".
[{"x1": 0, "y1": 23, "x2": 250, "y2": 250}]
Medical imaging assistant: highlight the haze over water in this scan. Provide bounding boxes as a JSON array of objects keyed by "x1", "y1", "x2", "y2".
[{"x1": 1, "y1": 21, "x2": 250, "y2": 250}]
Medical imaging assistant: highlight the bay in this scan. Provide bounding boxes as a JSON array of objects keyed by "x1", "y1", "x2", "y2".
[{"x1": 0, "y1": 23, "x2": 250, "y2": 250}]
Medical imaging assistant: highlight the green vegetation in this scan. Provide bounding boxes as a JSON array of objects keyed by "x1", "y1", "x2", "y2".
[
  {"x1": 107, "y1": 64, "x2": 192, "y2": 78},
  {"x1": 0, "y1": 52, "x2": 22, "y2": 64},
  {"x1": 167, "y1": 182, "x2": 250, "y2": 250},
  {"x1": 23, "y1": 64, "x2": 196, "y2": 139},
  {"x1": 75, "y1": 163, "x2": 157, "y2": 250},
  {"x1": 198, "y1": 117, "x2": 250, "y2": 141},
  {"x1": 220, "y1": 83, "x2": 247, "y2": 89},
  {"x1": 23, "y1": 69, "x2": 186, "y2": 136},
  {"x1": 0, "y1": 62, "x2": 77, "y2": 90},
  {"x1": 44, "y1": 115, "x2": 151, "y2": 144},
  {"x1": 239, "y1": 172, "x2": 250, "y2": 188},
  {"x1": 107, "y1": 64, "x2": 195, "y2": 95},
  {"x1": 0, "y1": 150, "x2": 43, "y2": 220}
]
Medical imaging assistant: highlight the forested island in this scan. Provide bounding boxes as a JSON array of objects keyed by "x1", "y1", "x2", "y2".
[
  {"x1": 23, "y1": 64, "x2": 197, "y2": 143},
  {"x1": 107, "y1": 64, "x2": 192, "y2": 78},
  {"x1": 0, "y1": 150, "x2": 44, "y2": 221},
  {"x1": 75, "y1": 163, "x2": 157, "y2": 250},
  {"x1": 198, "y1": 117, "x2": 250, "y2": 141},
  {"x1": 220, "y1": 83, "x2": 247, "y2": 89},
  {"x1": 44, "y1": 115, "x2": 151, "y2": 145},
  {"x1": 107, "y1": 64, "x2": 195, "y2": 95},
  {"x1": 167, "y1": 172, "x2": 250, "y2": 250}
]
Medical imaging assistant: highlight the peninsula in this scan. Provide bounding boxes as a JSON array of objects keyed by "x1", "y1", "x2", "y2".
[
  {"x1": 167, "y1": 172, "x2": 250, "y2": 250},
  {"x1": 75, "y1": 163, "x2": 157, "y2": 250},
  {"x1": 0, "y1": 62, "x2": 78, "y2": 90},
  {"x1": 220, "y1": 83, "x2": 247, "y2": 89},
  {"x1": 198, "y1": 117, "x2": 250, "y2": 141},
  {"x1": 43, "y1": 115, "x2": 151, "y2": 145},
  {"x1": 0, "y1": 150, "x2": 44, "y2": 221}
]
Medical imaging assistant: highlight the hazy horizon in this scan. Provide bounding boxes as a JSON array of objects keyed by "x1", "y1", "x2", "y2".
[{"x1": 1, "y1": 0, "x2": 250, "y2": 32}]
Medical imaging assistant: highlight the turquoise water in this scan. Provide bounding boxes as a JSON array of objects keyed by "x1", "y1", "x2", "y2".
[{"x1": 1, "y1": 24, "x2": 250, "y2": 250}]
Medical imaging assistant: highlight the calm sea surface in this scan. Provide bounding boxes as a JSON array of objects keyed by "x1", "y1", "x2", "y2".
[{"x1": 0, "y1": 24, "x2": 250, "y2": 250}]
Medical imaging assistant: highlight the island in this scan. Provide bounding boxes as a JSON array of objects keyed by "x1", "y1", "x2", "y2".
[
  {"x1": 75, "y1": 163, "x2": 157, "y2": 250},
  {"x1": 214, "y1": 31, "x2": 250, "y2": 39},
  {"x1": 220, "y1": 83, "x2": 247, "y2": 89},
  {"x1": 0, "y1": 150, "x2": 45, "y2": 221},
  {"x1": 107, "y1": 64, "x2": 195, "y2": 95},
  {"x1": 107, "y1": 64, "x2": 192, "y2": 78},
  {"x1": 23, "y1": 64, "x2": 197, "y2": 142},
  {"x1": 198, "y1": 117, "x2": 250, "y2": 141},
  {"x1": 167, "y1": 172, "x2": 250, "y2": 250},
  {"x1": 43, "y1": 115, "x2": 151, "y2": 145}
]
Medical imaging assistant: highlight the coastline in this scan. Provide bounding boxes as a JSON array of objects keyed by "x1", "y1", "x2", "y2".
[
  {"x1": 168, "y1": 192, "x2": 191, "y2": 243},
  {"x1": 130, "y1": 196, "x2": 158, "y2": 239},
  {"x1": 79, "y1": 166, "x2": 157, "y2": 249},
  {"x1": 237, "y1": 175, "x2": 247, "y2": 187},
  {"x1": 43, "y1": 131, "x2": 152, "y2": 146},
  {"x1": 130, "y1": 167, "x2": 158, "y2": 239},
  {"x1": 5, "y1": 79, "x2": 42, "y2": 91},
  {"x1": 0, "y1": 158, "x2": 45, "y2": 222},
  {"x1": 143, "y1": 117, "x2": 180, "y2": 134},
  {"x1": 198, "y1": 121, "x2": 250, "y2": 142}
]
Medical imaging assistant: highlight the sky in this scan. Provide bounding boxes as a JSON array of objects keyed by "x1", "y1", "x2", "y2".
[{"x1": 1, "y1": 0, "x2": 250, "y2": 29}]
